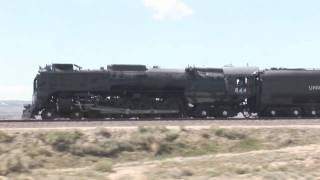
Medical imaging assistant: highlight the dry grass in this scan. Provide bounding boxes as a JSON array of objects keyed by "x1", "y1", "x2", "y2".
[
  {"x1": 38, "y1": 130, "x2": 83, "y2": 151},
  {"x1": 146, "y1": 144, "x2": 320, "y2": 179},
  {"x1": 95, "y1": 128, "x2": 112, "y2": 138},
  {"x1": 0, "y1": 127, "x2": 320, "y2": 179},
  {"x1": 0, "y1": 131, "x2": 14, "y2": 143},
  {"x1": 214, "y1": 128, "x2": 247, "y2": 140},
  {"x1": 93, "y1": 159, "x2": 113, "y2": 172}
]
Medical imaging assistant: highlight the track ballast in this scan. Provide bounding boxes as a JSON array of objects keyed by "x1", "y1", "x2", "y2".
[{"x1": 2, "y1": 118, "x2": 320, "y2": 129}]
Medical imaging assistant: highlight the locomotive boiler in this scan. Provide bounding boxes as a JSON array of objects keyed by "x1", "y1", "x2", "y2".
[{"x1": 22, "y1": 64, "x2": 258, "y2": 119}]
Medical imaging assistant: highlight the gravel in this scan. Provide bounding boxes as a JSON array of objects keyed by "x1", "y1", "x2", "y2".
[{"x1": 1, "y1": 119, "x2": 320, "y2": 129}]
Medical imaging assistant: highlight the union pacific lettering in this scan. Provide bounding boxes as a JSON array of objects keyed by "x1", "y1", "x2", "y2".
[{"x1": 308, "y1": 85, "x2": 320, "y2": 91}]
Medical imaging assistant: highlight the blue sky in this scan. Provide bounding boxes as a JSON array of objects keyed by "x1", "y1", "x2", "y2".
[{"x1": 0, "y1": 0, "x2": 320, "y2": 100}]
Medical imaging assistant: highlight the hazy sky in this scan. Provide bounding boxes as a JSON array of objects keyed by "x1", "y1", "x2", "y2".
[{"x1": 1, "y1": 0, "x2": 320, "y2": 100}]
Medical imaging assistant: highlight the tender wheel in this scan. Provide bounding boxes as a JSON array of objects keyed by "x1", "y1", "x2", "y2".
[
  {"x1": 201, "y1": 110, "x2": 208, "y2": 117},
  {"x1": 215, "y1": 108, "x2": 231, "y2": 118},
  {"x1": 305, "y1": 109, "x2": 317, "y2": 117},
  {"x1": 221, "y1": 110, "x2": 228, "y2": 117},
  {"x1": 193, "y1": 109, "x2": 208, "y2": 118},
  {"x1": 291, "y1": 108, "x2": 301, "y2": 117},
  {"x1": 41, "y1": 109, "x2": 56, "y2": 120},
  {"x1": 70, "y1": 110, "x2": 84, "y2": 119},
  {"x1": 193, "y1": 105, "x2": 209, "y2": 118},
  {"x1": 270, "y1": 109, "x2": 277, "y2": 117},
  {"x1": 311, "y1": 110, "x2": 317, "y2": 116}
]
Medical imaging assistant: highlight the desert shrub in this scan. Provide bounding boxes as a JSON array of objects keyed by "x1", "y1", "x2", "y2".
[
  {"x1": 214, "y1": 129, "x2": 224, "y2": 136},
  {"x1": 149, "y1": 141, "x2": 173, "y2": 155},
  {"x1": 0, "y1": 131, "x2": 14, "y2": 143},
  {"x1": 0, "y1": 156, "x2": 27, "y2": 175},
  {"x1": 95, "y1": 128, "x2": 112, "y2": 138},
  {"x1": 130, "y1": 131, "x2": 173, "y2": 155},
  {"x1": 72, "y1": 144, "x2": 110, "y2": 156},
  {"x1": 93, "y1": 160, "x2": 113, "y2": 172},
  {"x1": 130, "y1": 131, "x2": 155, "y2": 151},
  {"x1": 235, "y1": 167, "x2": 250, "y2": 174},
  {"x1": 138, "y1": 126, "x2": 169, "y2": 134},
  {"x1": 180, "y1": 169, "x2": 194, "y2": 176},
  {"x1": 71, "y1": 141, "x2": 134, "y2": 157},
  {"x1": 14, "y1": 175, "x2": 35, "y2": 180},
  {"x1": 165, "y1": 168, "x2": 194, "y2": 179},
  {"x1": 165, "y1": 132, "x2": 179, "y2": 142},
  {"x1": 138, "y1": 126, "x2": 149, "y2": 133},
  {"x1": 232, "y1": 138, "x2": 262, "y2": 151},
  {"x1": 39, "y1": 131, "x2": 83, "y2": 151},
  {"x1": 0, "y1": 146, "x2": 4, "y2": 155},
  {"x1": 25, "y1": 146, "x2": 52, "y2": 158},
  {"x1": 201, "y1": 133, "x2": 210, "y2": 139},
  {"x1": 214, "y1": 129, "x2": 247, "y2": 140},
  {"x1": 280, "y1": 139, "x2": 295, "y2": 147},
  {"x1": 178, "y1": 142, "x2": 218, "y2": 156},
  {"x1": 179, "y1": 126, "x2": 188, "y2": 132},
  {"x1": 132, "y1": 128, "x2": 223, "y2": 156},
  {"x1": 0, "y1": 152, "x2": 43, "y2": 175}
]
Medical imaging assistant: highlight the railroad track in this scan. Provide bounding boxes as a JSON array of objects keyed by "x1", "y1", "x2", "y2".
[
  {"x1": 1, "y1": 118, "x2": 320, "y2": 129},
  {"x1": 2, "y1": 116, "x2": 320, "y2": 122}
]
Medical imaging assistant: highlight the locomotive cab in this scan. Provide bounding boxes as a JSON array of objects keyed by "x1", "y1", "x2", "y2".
[
  {"x1": 222, "y1": 67, "x2": 259, "y2": 114},
  {"x1": 223, "y1": 67, "x2": 258, "y2": 95}
]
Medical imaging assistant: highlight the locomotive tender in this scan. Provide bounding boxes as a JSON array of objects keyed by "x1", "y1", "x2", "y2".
[{"x1": 22, "y1": 64, "x2": 320, "y2": 119}]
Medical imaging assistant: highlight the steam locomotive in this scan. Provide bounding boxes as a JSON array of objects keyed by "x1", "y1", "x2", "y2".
[{"x1": 22, "y1": 64, "x2": 320, "y2": 119}]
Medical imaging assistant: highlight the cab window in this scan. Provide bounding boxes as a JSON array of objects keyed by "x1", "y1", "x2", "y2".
[{"x1": 236, "y1": 77, "x2": 248, "y2": 86}]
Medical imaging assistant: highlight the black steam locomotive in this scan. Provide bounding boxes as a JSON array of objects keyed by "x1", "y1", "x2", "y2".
[{"x1": 22, "y1": 64, "x2": 320, "y2": 119}]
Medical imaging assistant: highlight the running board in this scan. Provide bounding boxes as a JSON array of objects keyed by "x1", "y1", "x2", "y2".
[{"x1": 89, "y1": 106, "x2": 179, "y2": 115}]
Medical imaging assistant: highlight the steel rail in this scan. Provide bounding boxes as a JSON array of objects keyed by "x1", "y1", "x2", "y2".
[{"x1": 0, "y1": 117, "x2": 319, "y2": 123}]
